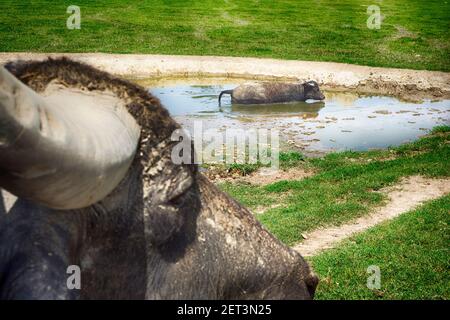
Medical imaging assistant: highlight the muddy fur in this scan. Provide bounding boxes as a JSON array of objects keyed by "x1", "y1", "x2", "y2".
[{"x1": 0, "y1": 58, "x2": 318, "y2": 299}]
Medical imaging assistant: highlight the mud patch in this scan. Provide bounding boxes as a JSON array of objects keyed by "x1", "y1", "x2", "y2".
[
  {"x1": 206, "y1": 167, "x2": 314, "y2": 185},
  {"x1": 241, "y1": 167, "x2": 313, "y2": 185},
  {"x1": 293, "y1": 175, "x2": 450, "y2": 257},
  {"x1": 355, "y1": 79, "x2": 447, "y2": 102}
]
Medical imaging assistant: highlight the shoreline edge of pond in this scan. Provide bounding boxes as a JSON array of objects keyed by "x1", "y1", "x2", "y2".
[{"x1": 1, "y1": 52, "x2": 449, "y2": 101}]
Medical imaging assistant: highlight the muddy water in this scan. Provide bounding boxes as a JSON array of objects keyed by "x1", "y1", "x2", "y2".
[{"x1": 142, "y1": 80, "x2": 450, "y2": 154}]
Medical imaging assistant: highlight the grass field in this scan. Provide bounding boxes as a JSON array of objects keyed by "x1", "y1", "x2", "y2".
[
  {"x1": 1, "y1": 0, "x2": 449, "y2": 71},
  {"x1": 311, "y1": 196, "x2": 450, "y2": 299},
  {"x1": 218, "y1": 126, "x2": 450, "y2": 299},
  {"x1": 219, "y1": 126, "x2": 450, "y2": 246}
]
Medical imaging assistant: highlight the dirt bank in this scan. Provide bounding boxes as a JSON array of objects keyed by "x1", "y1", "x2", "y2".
[
  {"x1": 1, "y1": 53, "x2": 449, "y2": 101},
  {"x1": 205, "y1": 166, "x2": 315, "y2": 185}
]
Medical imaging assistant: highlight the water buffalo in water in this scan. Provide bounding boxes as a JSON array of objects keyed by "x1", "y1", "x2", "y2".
[
  {"x1": 218, "y1": 81, "x2": 325, "y2": 106},
  {"x1": 0, "y1": 58, "x2": 318, "y2": 299}
]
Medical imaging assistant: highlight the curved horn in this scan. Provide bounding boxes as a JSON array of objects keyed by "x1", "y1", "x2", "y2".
[{"x1": 0, "y1": 66, "x2": 141, "y2": 209}]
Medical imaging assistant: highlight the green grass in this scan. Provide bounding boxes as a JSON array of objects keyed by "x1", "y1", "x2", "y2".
[
  {"x1": 310, "y1": 195, "x2": 450, "y2": 299},
  {"x1": 201, "y1": 150, "x2": 305, "y2": 176},
  {"x1": 1, "y1": 1, "x2": 449, "y2": 71},
  {"x1": 279, "y1": 151, "x2": 305, "y2": 168},
  {"x1": 219, "y1": 126, "x2": 450, "y2": 246},
  {"x1": 219, "y1": 126, "x2": 450, "y2": 299}
]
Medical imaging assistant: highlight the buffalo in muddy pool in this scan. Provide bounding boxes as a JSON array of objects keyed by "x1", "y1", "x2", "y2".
[{"x1": 219, "y1": 80, "x2": 325, "y2": 106}]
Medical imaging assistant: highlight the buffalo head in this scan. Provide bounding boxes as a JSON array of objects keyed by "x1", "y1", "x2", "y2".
[
  {"x1": 0, "y1": 58, "x2": 318, "y2": 299},
  {"x1": 303, "y1": 81, "x2": 325, "y2": 101}
]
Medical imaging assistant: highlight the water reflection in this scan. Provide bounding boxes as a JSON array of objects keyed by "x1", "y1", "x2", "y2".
[{"x1": 230, "y1": 101, "x2": 325, "y2": 116}]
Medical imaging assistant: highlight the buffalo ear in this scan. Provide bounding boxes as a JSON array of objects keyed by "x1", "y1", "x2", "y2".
[{"x1": 143, "y1": 165, "x2": 198, "y2": 246}]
